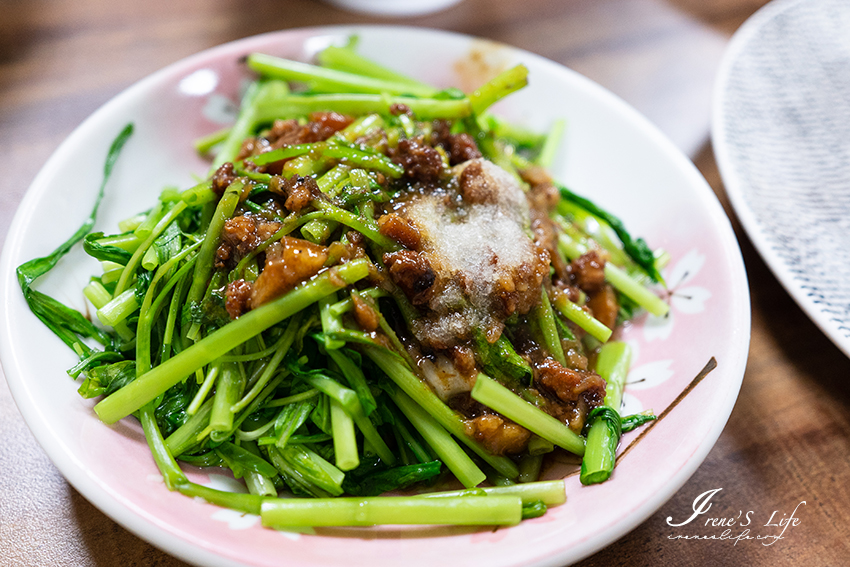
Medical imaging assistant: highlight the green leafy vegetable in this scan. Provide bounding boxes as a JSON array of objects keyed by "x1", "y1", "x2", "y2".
[
  {"x1": 18, "y1": 43, "x2": 673, "y2": 529},
  {"x1": 558, "y1": 184, "x2": 665, "y2": 284}
]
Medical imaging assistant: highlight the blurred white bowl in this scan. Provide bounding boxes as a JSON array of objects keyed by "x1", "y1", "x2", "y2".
[{"x1": 321, "y1": 0, "x2": 463, "y2": 16}]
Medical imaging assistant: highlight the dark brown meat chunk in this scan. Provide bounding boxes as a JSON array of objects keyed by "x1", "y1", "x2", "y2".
[
  {"x1": 389, "y1": 103, "x2": 412, "y2": 116},
  {"x1": 458, "y1": 159, "x2": 499, "y2": 205},
  {"x1": 390, "y1": 137, "x2": 444, "y2": 183},
  {"x1": 587, "y1": 284, "x2": 619, "y2": 330},
  {"x1": 250, "y1": 236, "x2": 328, "y2": 308},
  {"x1": 236, "y1": 136, "x2": 270, "y2": 161},
  {"x1": 236, "y1": 113, "x2": 353, "y2": 166},
  {"x1": 308, "y1": 112, "x2": 354, "y2": 136},
  {"x1": 526, "y1": 176, "x2": 561, "y2": 213},
  {"x1": 567, "y1": 251, "x2": 607, "y2": 293},
  {"x1": 449, "y1": 345, "x2": 477, "y2": 377},
  {"x1": 225, "y1": 279, "x2": 253, "y2": 319},
  {"x1": 269, "y1": 175, "x2": 323, "y2": 213},
  {"x1": 448, "y1": 392, "x2": 489, "y2": 418},
  {"x1": 521, "y1": 165, "x2": 553, "y2": 189},
  {"x1": 490, "y1": 244, "x2": 551, "y2": 318},
  {"x1": 267, "y1": 113, "x2": 352, "y2": 147},
  {"x1": 530, "y1": 204, "x2": 570, "y2": 286},
  {"x1": 431, "y1": 119, "x2": 482, "y2": 165},
  {"x1": 445, "y1": 133, "x2": 481, "y2": 165},
  {"x1": 211, "y1": 162, "x2": 237, "y2": 196},
  {"x1": 351, "y1": 292, "x2": 380, "y2": 332},
  {"x1": 383, "y1": 250, "x2": 436, "y2": 305},
  {"x1": 326, "y1": 230, "x2": 368, "y2": 266},
  {"x1": 215, "y1": 214, "x2": 281, "y2": 269},
  {"x1": 267, "y1": 119, "x2": 304, "y2": 146},
  {"x1": 465, "y1": 414, "x2": 531, "y2": 455},
  {"x1": 377, "y1": 212, "x2": 421, "y2": 249},
  {"x1": 536, "y1": 357, "x2": 606, "y2": 409}
]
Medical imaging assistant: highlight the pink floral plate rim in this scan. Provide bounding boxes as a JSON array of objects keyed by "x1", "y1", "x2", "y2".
[{"x1": 0, "y1": 25, "x2": 750, "y2": 567}]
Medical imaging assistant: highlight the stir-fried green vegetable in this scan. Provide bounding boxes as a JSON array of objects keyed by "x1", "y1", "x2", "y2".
[{"x1": 19, "y1": 41, "x2": 669, "y2": 529}]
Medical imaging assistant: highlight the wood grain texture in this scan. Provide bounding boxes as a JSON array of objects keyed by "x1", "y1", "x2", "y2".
[{"x1": 6, "y1": 1, "x2": 849, "y2": 566}]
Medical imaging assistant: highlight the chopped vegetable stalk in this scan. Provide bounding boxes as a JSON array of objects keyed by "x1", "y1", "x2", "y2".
[
  {"x1": 261, "y1": 495, "x2": 522, "y2": 528},
  {"x1": 139, "y1": 402, "x2": 187, "y2": 490},
  {"x1": 469, "y1": 64, "x2": 529, "y2": 115},
  {"x1": 602, "y1": 262, "x2": 670, "y2": 317},
  {"x1": 246, "y1": 53, "x2": 438, "y2": 97},
  {"x1": 267, "y1": 444, "x2": 345, "y2": 497},
  {"x1": 558, "y1": 185, "x2": 664, "y2": 284},
  {"x1": 19, "y1": 47, "x2": 672, "y2": 528},
  {"x1": 210, "y1": 362, "x2": 244, "y2": 433},
  {"x1": 178, "y1": 482, "x2": 263, "y2": 515},
  {"x1": 112, "y1": 201, "x2": 188, "y2": 297},
  {"x1": 211, "y1": 81, "x2": 288, "y2": 170},
  {"x1": 580, "y1": 342, "x2": 631, "y2": 485},
  {"x1": 535, "y1": 290, "x2": 567, "y2": 366},
  {"x1": 316, "y1": 45, "x2": 431, "y2": 90},
  {"x1": 551, "y1": 293, "x2": 613, "y2": 343},
  {"x1": 94, "y1": 260, "x2": 369, "y2": 424},
  {"x1": 364, "y1": 346, "x2": 520, "y2": 480},
  {"x1": 254, "y1": 94, "x2": 471, "y2": 123},
  {"x1": 419, "y1": 480, "x2": 566, "y2": 507},
  {"x1": 165, "y1": 398, "x2": 213, "y2": 456},
  {"x1": 194, "y1": 126, "x2": 231, "y2": 155},
  {"x1": 230, "y1": 314, "x2": 300, "y2": 412},
  {"x1": 186, "y1": 180, "x2": 243, "y2": 309},
  {"x1": 471, "y1": 374, "x2": 585, "y2": 456},
  {"x1": 557, "y1": 233, "x2": 669, "y2": 317},
  {"x1": 518, "y1": 454, "x2": 544, "y2": 483},
  {"x1": 330, "y1": 397, "x2": 360, "y2": 471},
  {"x1": 536, "y1": 118, "x2": 566, "y2": 168},
  {"x1": 389, "y1": 388, "x2": 486, "y2": 488}
]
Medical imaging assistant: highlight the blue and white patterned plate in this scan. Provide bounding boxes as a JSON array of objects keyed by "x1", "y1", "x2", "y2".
[{"x1": 714, "y1": 0, "x2": 850, "y2": 356}]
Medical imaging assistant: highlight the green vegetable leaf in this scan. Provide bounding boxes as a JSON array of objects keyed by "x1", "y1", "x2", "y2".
[
  {"x1": 83, "y1": 232, "x2": 133, "y2": 264},
  {"x1": 216, "y1": 441, "x2": 279, "y2": 479},
  {"x1": 558, "y1": 184, "x2": 664, "y2": 284},
  {"x1": 474, "y1": 330, "x2": 532, "y2": 385},
  {"x1": 17, "y1": 124, "x2": 134, "y2": 353},
  {"x1": 521, "y1": 500, "x2": 548, "y2": 520},
  {"x1": 78, "y1": 360, "x2": 136, "y2": 399},
  {"x1": 342, "y1": 460, "x2": 443, "y2": 496},
  {"x1": 621, "y1": 410, "x2": 657, "y2": 432},
  {"x1": 155, "y1": 382, "x2": 195, "y2": 437}
]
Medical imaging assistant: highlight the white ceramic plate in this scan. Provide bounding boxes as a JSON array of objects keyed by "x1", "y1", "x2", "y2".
[
  {"x1": 714, "y1": 0, "x2": 850, "y2": 357},
  {"x1": 0, "y1": 26, "x2": 749, "y2": 567}
]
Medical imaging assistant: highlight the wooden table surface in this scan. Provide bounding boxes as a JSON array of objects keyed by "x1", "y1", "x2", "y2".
[{"x1": 3, "y1": 0, "x2": 849, "y2": 565}]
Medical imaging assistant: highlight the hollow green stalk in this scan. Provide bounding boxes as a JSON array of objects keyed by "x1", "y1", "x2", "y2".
[
  {"x1": 363, "y1": 346, "x2": 519, "y2": 479},
  {"x1": 330, "y1": 397, "x2": 360, "y2": 471},
  {"x1": 186, "y1": 180, "x2": 243, "y2": 309},
  {"x1": 94, "y1": 260, "x2": 369, "y2": 424},
  {"x1": 535, "y1": 289, "x2": 567, "y2": 366},
  {"x1": 247, "y1": 53, "x2": 437, "y2": 97},
  {"x1": 389, "y1": 388, "x2": 485, "y2": 488},
  {"x1": 316, "y1": 46, "x2": 431, "y2": 90},
  {"x1": 210, "y1": 362, "x2": 244, "y2": 433},
  {"x1": 471, "y1": 374, "x2": 585, "y2": 456},
  {"x1": 261, "y1": 495, "x2": 522, "y2": 528},
  {"x1": 580, "y1": 341, "x2": 632, "y2": 485},
  {"x1": 113, "y1": 201, "x2": 188, "y2": 297},
  {"x1": 419, "y1": 480, "x2": 566, "y2": 507},
  {"x1": 551, "y1": 293, "x2": 612, "y2": 343},
  {"x1": 557, "y1": 233, "x2": 668, "y2": 317},
  {"x1": 254, "y1": 94, "x2": 471, "y2": 123}
]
